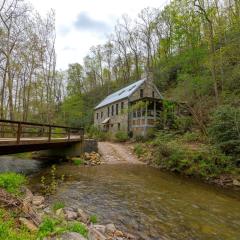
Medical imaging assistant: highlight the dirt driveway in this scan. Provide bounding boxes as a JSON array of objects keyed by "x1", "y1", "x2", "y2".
[{"x1": 98, "y1": 141, "x2": 144, "y2": 164}]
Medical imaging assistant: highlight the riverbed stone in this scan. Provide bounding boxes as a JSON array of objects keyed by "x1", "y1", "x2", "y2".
[
  {"x1": 105, "y1": 223, "x2": 116, "y2": 235},
  {"x1": 32, "y1": 195, "x2": 45, "y2": 206},
  {"x1": 233, "y1": 179, "x2": 240, "y2": 186},
  {"x1": 88, "y1": 227, "x2": 107, "y2": 240},
  {"x1": 114, "y1": 230, "x2": 124, "y2": 237},
  {"x1": 56, "y1": 208, "x2": 64, "y2": 216},
  {"x1": 19, "y1": 217, "x2": 38, "y2": 232},
  {"x1": 22, "y1": 187, "x2": 33, "y2": 203},
  {"x1": 64, "y1": 210, "x2": 78, "y2": 220},
  {"x1": 50, "y1": 232, "x2": 87, "y2": 240},
  {"x1": 77, "y1": 208, "x2": 89, "y2": 223},
  {"x1": 93, "y1": 224, "x2": 106, "y2": 234}
]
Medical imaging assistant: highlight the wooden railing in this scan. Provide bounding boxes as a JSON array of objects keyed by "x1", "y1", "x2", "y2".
[{"x1": 0, "y1": 119, "x2": 84, "y2": 144}]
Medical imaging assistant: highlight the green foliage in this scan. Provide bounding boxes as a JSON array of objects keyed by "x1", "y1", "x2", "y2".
[
  {"x1": 52, "y1": 202, "x2": 65, "y2": 211},
  {"x1": 89, "y1": 215, "x2": 98, "y2": 224},
  {"x1": 87, "y1": 125, "x2": 112, "y2": 141},
  {"x1": 153, "y1": 132, "x2": 233, "y2": 178},
  {"x1": 37, "y1": 218, "x2": 62, "y2": 239},
  {"x1": 38, "y1": 218, "x2": 88, "y2": 239},
  {"x1": 0, "y1": 172, "x2": 26, "y2": 194},
  {"x1": 134, "y1": 144, "x2": 145, "y2": 158},
  {"x1": 61, "y1": 94, "x2": 84, "y2": 128},
  {"x1": 41, "y1": 165, "x2": 65, "y2": 195},
  {"x1": 0, "y1": 209, "x2": 35, "y2": 240},
  {"x1": 182, "y1": 131, "x2": 205, "y2": 143},
  {"x1": 67, "y1": 222, "x2": 88, "y2": 237},
  {"x1": 174, "y1": 116, "x2": 193, "y2": 133},
  {"x1": 115, "y1": 131, "x2": 129, "y2": 142},
  {"x1": 72, "y1": 158, "x2": 84, "y2": 166},
  {"x1": 208, "y1": 105, "x2": 240, "y2": 160}
]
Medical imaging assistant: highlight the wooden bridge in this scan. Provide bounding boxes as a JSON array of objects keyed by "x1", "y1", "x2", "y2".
[{"x1": 0, "y1": 119, "x2": 84, "y2": 156}]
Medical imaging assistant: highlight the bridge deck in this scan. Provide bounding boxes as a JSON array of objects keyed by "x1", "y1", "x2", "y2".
[{"x1": 0, "y1": 119, "x2": 84, "y2": 155}]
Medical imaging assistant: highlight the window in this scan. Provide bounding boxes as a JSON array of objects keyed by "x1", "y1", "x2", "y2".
[
  {"x1": 118, "y1": 123, "x2": 121, "y2": 130},
  {"x1": 116, "y1": 103, "x2": 119, "y2": 115},
  {"x1": 121, "y1": 102, "x2": 124, "y2": 111},
  {"x1": 108, "y1": 107, "x2": 110, "y2": 117},
  {"x1": 140, "y1": 89, "x2": 144, "y2": 98},
  {"x1": 101, "y1": 112, "x2": 103, "y2": 118},
  {"x1": 111, "y1": 105, "x2": 114, "y2": 116},
  {"x1": 96, "y1": 113, "x2": 99, "y2": 120},
  {"x1": 152, "y1": 91, "x2": 155, "y2": 98}
]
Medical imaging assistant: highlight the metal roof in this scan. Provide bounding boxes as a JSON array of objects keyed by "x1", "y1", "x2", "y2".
[{"x1": 95, "y1": 79, "x2": 146, "y2": 109}]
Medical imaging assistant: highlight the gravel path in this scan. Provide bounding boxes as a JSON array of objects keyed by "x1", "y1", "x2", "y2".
[{"x1": 98, "y1": 141, "x2": 144, "y2": 164}]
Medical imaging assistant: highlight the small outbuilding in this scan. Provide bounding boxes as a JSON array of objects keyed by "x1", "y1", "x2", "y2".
[{"x1": 94, "y1": 78, "x2": 163, "y2": 137}]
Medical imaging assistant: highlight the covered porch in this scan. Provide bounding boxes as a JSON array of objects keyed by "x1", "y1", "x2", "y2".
[{"x1": 129, "y1": 98, "x2": 163, "y2": 135}]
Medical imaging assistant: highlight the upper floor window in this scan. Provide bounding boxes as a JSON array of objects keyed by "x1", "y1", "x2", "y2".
[
  {"x1": 108, "y1": 107, "x2": 110, "y2": 117},
  {"x1": 96, "y1": 112, "x2": 99, "y2": 120},
  {"x1": 116, "y1": 103, "x2": 119, "y2": 115},
  {"x1": 152, "y1": 91, "x2": 155, "y2": 98},
  {"x1": 111, "y1": 105, "x2": 114, "y2": 116},
  {"x1": 140, "y1": 89, "x2": 144, "y2": 98},
  {"x1": 101, "y1": 112, "x2": 103, "y2": 118},
  {"x1": 121, "y1": 102, "x2": 124, "y2": 111}
]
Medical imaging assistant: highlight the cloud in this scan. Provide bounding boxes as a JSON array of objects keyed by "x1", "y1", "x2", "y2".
[{"x1": 74, "y1": 12, "x2": 111, "y2": 32}]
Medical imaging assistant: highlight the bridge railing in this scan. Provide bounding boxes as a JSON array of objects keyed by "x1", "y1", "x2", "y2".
[{"x1": 0, "y1": 119, "x2": 84, "y2": 144}]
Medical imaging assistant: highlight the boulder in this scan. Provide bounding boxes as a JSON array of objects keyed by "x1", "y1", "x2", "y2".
[
  {"x1": 22, "y1": 187, "x2": 33, "y2": 203},
  {"x1": 32, "y1": 195, "x2": 45, "y2": 206},
  {"x1": 233, "y1": 179, "x2": 240, "y2": 186},
  {"x1": 51, "y1": 232, "x2": 87, "y2": 240},
  {"x1": 56, "y1": 208, "x2": 64, "y2": 217},
  {"x1": 114, "y1": 230, "x2": 124, "y2": 237},
  {"x1": 93, "y1": 224, "x2": 106, "y2": 234},
  {"x1": 19, "y1": 217, "x2": 38, "y2": 232},
  {"x1": 77, "y1": 208, "x2": 89, "y2": 223},
  {"x1": 105, "y1": 223, "x2": 116, "y2": 235},
  {"x1": 64, "y1": 209, "x2": 78, "y2": 220},
  {"x1": 88, "y1": 227, "x2": 107, "y2": 240}
]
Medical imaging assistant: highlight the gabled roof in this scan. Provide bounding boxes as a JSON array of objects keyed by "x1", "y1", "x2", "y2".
[{"x1": 95, "y1": 79, "x2": 146, "y2": 109}]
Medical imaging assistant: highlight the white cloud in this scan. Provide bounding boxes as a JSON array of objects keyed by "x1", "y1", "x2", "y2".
[{"x1": 28, "y1": 0, "x2": 168, "y2": 70}]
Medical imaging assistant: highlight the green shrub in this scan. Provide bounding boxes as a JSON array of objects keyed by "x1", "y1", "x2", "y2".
[
  {"x1": 208, "y1": 105, "x2": 240, "y2": 160},
  {"x1": 90, "y1": 215, "x2": 98, "y2": 224},
  {"x1": 174, "y1": 116, "x2": 193, "y2": 133},
  {"x1": 134, "y1": 144, "x2": 145, "y2": 157},
  {"x1": 87, "y1": 125, "x2": 114, "y2": 141},
  {"x1": 154, "y1": 139, "x2": 232, "y2": 177},
  {"x1": 37, "y1": 218, "x2": 59, "y2": 238},
  {"x1": 0, "y1": 208, "x2": 35, "y2": 240},
  {"x1": 72, "y1": 158, "x2": 84, "y2": 166},
  {"x1": 52, "y1": 202, "x2": 65, "y2": 211},
  {"x1": 67, "y1": 222, "x2": 88, "y2": 237},
  {"x1": 115, "y1": 131, "x2": 128, "y2": 142},
  {"x1": 0, "y1": 172, "x2": 26, "y2": 194},
  {"x1": 182, "y1": 131, "x2": 203, "y2": 142}
]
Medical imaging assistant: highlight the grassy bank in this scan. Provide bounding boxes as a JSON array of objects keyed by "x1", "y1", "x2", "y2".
[{"x1": 133, "y1": 131, "x2": 240, "y2": 187}]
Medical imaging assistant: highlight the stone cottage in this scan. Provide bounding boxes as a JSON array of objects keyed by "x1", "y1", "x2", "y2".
[{"x1": 94, "y1": 78, "x2": 163, "y2": 137}]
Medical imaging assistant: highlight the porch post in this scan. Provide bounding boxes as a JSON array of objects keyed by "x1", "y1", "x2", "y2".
[
  {"x1": 154, "y1": 100, "x2": 156, "y2": 123},
  {"x1": 144, "y1": 101, "x2": 148, "y2": 135}
]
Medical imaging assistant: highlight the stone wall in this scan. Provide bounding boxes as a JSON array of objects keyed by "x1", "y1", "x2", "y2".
[{"x1": 94, "y1": 99, "x2": 129, "y2": 133}]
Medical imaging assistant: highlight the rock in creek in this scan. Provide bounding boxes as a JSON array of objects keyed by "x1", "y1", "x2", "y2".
[
  {"x1": 88, "y1": 226, "x2": 107, "y2": 240},
  {"x1": 19, "y1": 217, "x2": 38, "y2": 232},
  {"x1": 32, "y1": 195, "x2": 45, "y2": 206},
  {"x1": 77, "y1": 208, "x2": 89, "y2": 223},
  {"x1": 45, "y1": 232, "x2": 87, "y2": 240},
  {"x1": 64, "y1": 209, "x2": 78, "y2": 220},
  {"x1": 105, "y1": 223, "x2": 116, "y2": 235},
  {"x1": 93, "y1": 224, "x2": 106, "y2": 234}
]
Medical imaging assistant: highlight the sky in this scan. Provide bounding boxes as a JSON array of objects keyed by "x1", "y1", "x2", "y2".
[{"x1": 28, "y1": 0, "x2": 168, "y2": 70}]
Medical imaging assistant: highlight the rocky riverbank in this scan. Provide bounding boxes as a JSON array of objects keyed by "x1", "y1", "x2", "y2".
[{"x1": 0, "y1": 186, "x2": 136, "y2": 240}]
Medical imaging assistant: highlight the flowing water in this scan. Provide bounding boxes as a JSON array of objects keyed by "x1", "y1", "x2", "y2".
[{"x1": 1, "y1": 157, "x2": 240, "y2": 239}]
